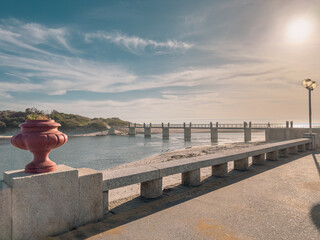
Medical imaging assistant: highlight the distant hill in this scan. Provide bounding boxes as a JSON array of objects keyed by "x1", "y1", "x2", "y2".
[{"x1": 0, "y1": 108, "x2": 130, "y2": 134}]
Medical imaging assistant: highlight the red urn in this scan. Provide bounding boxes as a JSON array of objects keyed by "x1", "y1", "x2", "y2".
[{"x1": 11, "y1": 120, "x2": 68, "y2": 173}]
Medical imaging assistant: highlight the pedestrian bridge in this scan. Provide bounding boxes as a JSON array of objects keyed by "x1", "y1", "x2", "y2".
[{"x1": 115, "y1": 121, "x2": 299, "y2": 142}]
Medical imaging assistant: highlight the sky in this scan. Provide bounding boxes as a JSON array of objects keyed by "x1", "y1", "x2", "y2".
[{"x1": 0, "y1": 0, "x2": 320, "y2": 123}]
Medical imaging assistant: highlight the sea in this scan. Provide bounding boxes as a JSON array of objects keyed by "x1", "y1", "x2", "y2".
[{"x1": 0, "y1": 131, "x2": 265, "y2": 180}]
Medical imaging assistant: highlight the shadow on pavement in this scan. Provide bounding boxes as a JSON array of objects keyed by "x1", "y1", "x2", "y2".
[
  {"x1": 52, "y1": 151, "x2": 314, "y2": 240},
  {"x1": 310, "y1": 153, "x2": 320, "y2": 230},
  {"x1": 310, "y1": 204, "x2": 320, "y2": 230},
  {"x1": 312, "y1": 153, "x2": 320, "y2": 177}
]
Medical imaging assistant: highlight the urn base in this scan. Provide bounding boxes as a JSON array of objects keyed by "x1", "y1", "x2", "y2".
[{"x1": 25, "y1": 161, "x2": 57, "y2": 174}]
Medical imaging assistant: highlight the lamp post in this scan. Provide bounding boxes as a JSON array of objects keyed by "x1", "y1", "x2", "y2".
[{"x1": 302, "y1": 79, "x2": 317, "y2": 134}]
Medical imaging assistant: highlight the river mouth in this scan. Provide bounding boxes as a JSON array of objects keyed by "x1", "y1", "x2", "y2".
[{"x1": 0, "y1": 131, "x2": 265, "y2": 180}]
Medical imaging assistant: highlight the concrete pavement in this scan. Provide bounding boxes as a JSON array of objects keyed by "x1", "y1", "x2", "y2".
[{"x1": 52, "y1": 151, "x2": 320, "y2": 240}]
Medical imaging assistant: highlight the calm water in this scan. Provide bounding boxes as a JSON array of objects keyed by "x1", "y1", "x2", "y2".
[{"x1": 0, "y1": 131, "x2": 265, "y2": 179}]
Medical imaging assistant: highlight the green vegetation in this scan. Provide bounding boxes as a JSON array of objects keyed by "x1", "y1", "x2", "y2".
[{"x1": 0, "y1": 108, "x2": 130, "y2": 133}]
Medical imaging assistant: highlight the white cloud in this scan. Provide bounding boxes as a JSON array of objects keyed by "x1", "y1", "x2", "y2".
[
  {"x1": 0, "y1": 19, "x2": 76, "y2": 54},
  {"x1": 85, "y1": 31, "x2": 193, "y2": 54},
  {"x1": 1, "y1": 18, "x2": 319, "y2": 122},
  {"x1": 0, "y1": 52, "x2": 137, "y2": 95},
  {"x1": 0, "y1": 19, "x2": 138, "y2": 97}
]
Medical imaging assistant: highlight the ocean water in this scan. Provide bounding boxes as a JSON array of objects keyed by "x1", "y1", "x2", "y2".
[{"x1": 0, "y1": 131, "x2": 265, "y2": 179}]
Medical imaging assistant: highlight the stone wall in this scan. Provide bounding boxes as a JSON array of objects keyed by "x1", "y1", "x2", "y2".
[{"x1": 267, "y1": 128, "x2": 320, "y2": 141}]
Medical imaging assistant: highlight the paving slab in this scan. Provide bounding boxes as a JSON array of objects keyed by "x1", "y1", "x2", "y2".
[{"x1": 53, "y1": 152, "x2": 320, "y2": 240}]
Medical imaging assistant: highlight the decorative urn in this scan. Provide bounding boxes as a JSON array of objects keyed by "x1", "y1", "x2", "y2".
[{"x1": 11, "y1": 120, "x2": 68, "y2": 173}]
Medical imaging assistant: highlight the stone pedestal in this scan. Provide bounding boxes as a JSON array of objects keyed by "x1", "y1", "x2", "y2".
[
  {"x1": 144, "y1": 127, "x2": 151, "y2": 137},
  {"x1": 298, "y1": 144, "x2": 306, "y2": 152},
  {"x1": 234, "y1": 158, "x2": 249, "y2": 170},
  {"x1": 3, "y1": 165, "x2": 104, "y2": 239},
  {"x1": 252, "y1": 154, "x2": 265, "y2": 165},
  {"x1": 103, "y1": 191, "x2": 109, "y2": 214},
  {"x1": 211, "y1": 128, "x2": 218, "y2": 142},
  {"x1": 288, "y1": 146, "x2": 298, "y2": 155},
  {"x1": 306, "y1": 142, "x2": 313, "y2": 150},
  {"x1": 266, "y1": 151, "x2": 279, "y2": 161},
  {"x1": 0, "y1": 181, "x2": 11, "y2": 240},
  {"x1": 212, "y1": 163, "x2": 228, "y2": 177},
  {"x1": 184, "y1": 128, "x2": 191, "y2": 140},
  {"x1": 141, "y1": 178, "x2": 163, "y2": 198},
  {"x1": 182, "y1": 169, "x2": 201, "y2": 186},
  {"x1": 244, "y1": 128, "x2": 251, "y2": 142},
  {"x1": 129, "y1": 127, "x2": 136, "y2": 136},
  {"x1": 4, "y1": 165, "x2": 79, "y2": 239},
  {"x1": 278, "y1": 148, "x2": 289, "y2": 157},
  {"x1": 77, "y1": 168, "x2": 103, "y2": 226},
  {"x1": 162, "y1": 127, "x2": 169, "y2": 139}
]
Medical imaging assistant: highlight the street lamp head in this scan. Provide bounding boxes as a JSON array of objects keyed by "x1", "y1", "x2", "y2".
[
  {"x1": 302, "y1": 78, "x2": 317, "y2": 90},
  {"x1": 302, "y1": 78, "x2": 312, "y2": 88},
  {"x1": 311, "y1": 81, "x2": 317, "y2": 90}
]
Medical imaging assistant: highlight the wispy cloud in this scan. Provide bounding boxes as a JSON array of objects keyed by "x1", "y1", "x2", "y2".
[
  {"x1": 0, "y1": 19, "x2": 76, "y2": 54},
  {"x1": 0, "y1": 17, "x2": 318, "y2": 122},
  {"x1": 85, "y1": 31, "x2": 193, "y2": 54},
  {"x1": 0, "y1": 19, "x2": 137, "y2": 96}
]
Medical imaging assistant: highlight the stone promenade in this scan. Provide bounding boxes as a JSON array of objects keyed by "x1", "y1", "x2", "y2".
[{"x1": 52, "y1": 151, "x2": 320, "y2": 240}]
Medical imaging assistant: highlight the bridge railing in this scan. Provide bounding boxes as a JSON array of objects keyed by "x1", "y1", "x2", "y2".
[
  {"x1": 218, "y1": 123, "x2": 244, "y2": 128},
  {"x1": 293, "y1": 123, "x2": 320, "y2": 128},
  {"x1": 269, "y1": 123, "x2": 286, "y2": 128},
  {"x1": 127, "y1": 122, "x2": 320, "y2": 129},
  {"x1": 191, "y1": 124, "x2": 211, "y2": 128}
]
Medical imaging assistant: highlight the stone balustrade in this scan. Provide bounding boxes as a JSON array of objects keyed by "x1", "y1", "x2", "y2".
[{"x1": 102, "y1": 137, "x2": 313, "y2": 211}]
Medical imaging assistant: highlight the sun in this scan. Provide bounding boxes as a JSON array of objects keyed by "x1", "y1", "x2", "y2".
[{"x1": 287, "y1": 17, "x2": 313, "y2": 44}]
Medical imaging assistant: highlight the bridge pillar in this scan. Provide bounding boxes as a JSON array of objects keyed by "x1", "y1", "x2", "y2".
[
  {"x1": 162, "y1": 127, "x2": 169, "y2": 139},
  {"x1": 290, "y1": 121, "x2": 293, "y2": 128},
  {"x1": 252, "y1": 154, "x2": 265, "y2": 165},
  {"x1": 285, "y1": 122, "x2": 291, "y2": 140},
  {"x1": 212, "y1": 163, "x2": 228, "y2": 177},
  {"x1": 266, "y1": 151, "x2": 279, "y2": 161},
  {"x1": 234, "y1": 158, "x2": 249, "y2": 170},
  {"x1": 141, "y1": 178, "x2": 163, "y2": 199},
  {"x1": 211, "y1": 128, "x2": 218, "y2": 142},
  {"x1": 184, "y1": 128, "x2": 191, "y2": 141},
  {"x1": 286, "y1": 121, "x2": 289, "y2": 128},
  {"x1": 244, "y1": 122, "x2": 251, "y2": 142},
  {"x1": 129, "y1": 127, "x2": 136, "y2": 136},
  {"x1": 144, "y1": 127, "x2": 151, "y2": 137},
  {"x1": 182, "y1": 169, "x2": 201, "y2": 186},
  {"x1": 244, "y1": 128, "x2": 251, "y2": 142},
  {"x1": 265, "y1": 128, "x2": 270, "y2": 142}
]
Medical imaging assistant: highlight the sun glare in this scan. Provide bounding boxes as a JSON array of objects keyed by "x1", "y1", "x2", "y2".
[{"x1": 287, "y1": 17, "x2": 313, "y2": 44}]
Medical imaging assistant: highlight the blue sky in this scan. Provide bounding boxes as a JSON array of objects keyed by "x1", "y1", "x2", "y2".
[{"x1": 0, "y1": 0, "x2": 320, "y2": 123}]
